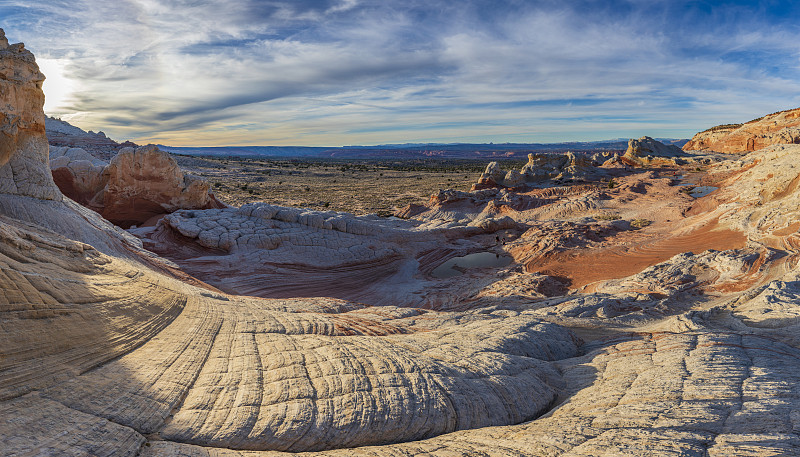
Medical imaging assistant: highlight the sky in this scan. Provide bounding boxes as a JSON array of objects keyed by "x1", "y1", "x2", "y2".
[{"x1": 3, "y1": 0, "x2": 800, "y2": 147}]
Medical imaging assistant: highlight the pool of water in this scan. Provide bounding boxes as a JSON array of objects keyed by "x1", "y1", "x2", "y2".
[
  {"x1": 689, "y1": 186, "x2": 718, "y2": 198},
  {"x1": 431, "y1": 252, "x2": 513, "y2": 279}
]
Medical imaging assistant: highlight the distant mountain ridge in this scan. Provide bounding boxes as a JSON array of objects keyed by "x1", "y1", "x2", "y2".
[
  {"x1": 45, "y1": 116, "x2": 689, "y2": 160},
  {"x1": 160, "y1": 138, "x2": 689, "y2": 159}
]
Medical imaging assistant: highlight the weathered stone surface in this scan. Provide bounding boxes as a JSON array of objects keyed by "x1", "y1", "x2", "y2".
[
  {"x1": 100, "y1": 144, "x2": 225, "y2": 227},
  {"x1": 684, "y1": 107, "x2": 800, "y2": 153},
  {"x1": 134, "y1": 202, "x2": 522, "y2": 307},
  {"x1": 138, "y1": 332, "x2": 800, "y2": 456},
  {"x1": 0, "y1": 206, "x2": 582, "y2": 452},
  {"x1": 622, "y1": 136, "x2": 688, "y2": 166},
  {"x1": 0, "y1": 28, "x2": 60, "y2": 200},
  {"x1": 8, "y1": 30, "x2": 800, "y2": 457},
  {"x1": 474, "y1": 151, "x2": 618, "y2": 189},
  {"x1": 50, "y1": 143, "x2": 225, "y2": 227},
  {"x1": 49, "y1": 145, "x2": 107, "y2": 206}
]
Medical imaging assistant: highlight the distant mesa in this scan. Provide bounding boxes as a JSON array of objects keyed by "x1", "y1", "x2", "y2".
[{"x1": 683, "y1": 107, "x2": 800, "y2": 153}]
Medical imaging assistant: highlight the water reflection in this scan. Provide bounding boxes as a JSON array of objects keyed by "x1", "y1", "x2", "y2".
[{"x1": 432, "y1": 252, "x2": 513, "y2": 278}]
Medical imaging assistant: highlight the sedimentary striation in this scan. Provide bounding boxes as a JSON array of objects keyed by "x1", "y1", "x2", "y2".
[
  {"x1": 6, "y1": 27, "x2": 800, "y2": 457},
  {"x1": 683, "y1": 107, "x2": 800, "y2": 153}
]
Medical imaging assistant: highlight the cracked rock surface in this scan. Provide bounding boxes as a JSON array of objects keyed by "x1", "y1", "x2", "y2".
[{"x1": 6, "y1": 27, "x2": 800, "y2": 457}]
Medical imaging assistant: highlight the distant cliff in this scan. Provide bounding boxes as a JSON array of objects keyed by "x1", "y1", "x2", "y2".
[{"x1": 683, "y1": 107, "x2": 800, "y2": 153}]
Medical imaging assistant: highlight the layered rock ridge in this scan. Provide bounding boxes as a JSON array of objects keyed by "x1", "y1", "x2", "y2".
[{"x1": 684, "y1": 107, "x2": 800, "y2": 153}]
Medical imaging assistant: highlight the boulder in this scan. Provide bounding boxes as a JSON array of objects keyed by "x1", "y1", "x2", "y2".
[
  {"x1": 475, "y1": 161, "x2": 505, "y2": 187},
  {"x1": 50, "y1": 143, "x2": 225, "y2": 227},
  {"x1": 49, "y1": 146, "x2": 107, "y2": 207}
]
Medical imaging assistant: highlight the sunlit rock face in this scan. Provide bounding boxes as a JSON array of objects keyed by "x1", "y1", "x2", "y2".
[
  {"x1": 50, "y1": 143, "x2": 226, "y2": 227},
  {"x1": 622, "y1": 136, "x2": 688, "y2": 166},
  {"x1": 0, "y1": 28, "x2": 60, "y2": 199},
  {"x1": 683, "y1": 107, "x2": 800, "y2": 153}
]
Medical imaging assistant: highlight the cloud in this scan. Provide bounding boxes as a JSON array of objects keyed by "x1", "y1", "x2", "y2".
[{"x1": 3, "y1": 0, "x2": 800, "y2": 145}]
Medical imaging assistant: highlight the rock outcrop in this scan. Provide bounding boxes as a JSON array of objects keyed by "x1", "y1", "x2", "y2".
[
  {"x1": 474, "y1": 137, "x2": 702, "y2": 190},
  {"x1": 0, "y1": 29, "x2": 60, "y2": 200},
  {"x1": 474, "y1": 151, "x2": 617, "y2": 189},
  {"x1": 683, "y1": 107, "x2": 800, "y2": 153},
  {"x1": 50, "y1": 143, "x2": 225, "y2": 227},
  {"x1": 621, "y1": 136, "x2": 688, "y2": 165},
  {"x1": 134, "y1": 202, "x2": 521, "y2": 307},
  {"x1": 46, "y1": 116, "x2": 136, "y2": 161}
]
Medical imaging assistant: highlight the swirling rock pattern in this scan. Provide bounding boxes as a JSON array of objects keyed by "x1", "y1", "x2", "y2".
[
  {"x1": 136, "y1": 203, "x2": 518, "y2": 306},
  {"x1": 0, "y1": 209, "x2": 580, "y2": 453},
  {"x1": 6, "y1": 27, "x2": 800, "y2": 457}
]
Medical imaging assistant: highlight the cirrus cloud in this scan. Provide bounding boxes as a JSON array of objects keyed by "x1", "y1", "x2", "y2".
[{"x1": 2, "y1": 0, "x2": 800, "y2": 146}]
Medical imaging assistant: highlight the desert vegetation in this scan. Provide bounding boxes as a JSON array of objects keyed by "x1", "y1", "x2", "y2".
[{"x1": 174, "y1": 155, "x2": 527, "y2": 214}]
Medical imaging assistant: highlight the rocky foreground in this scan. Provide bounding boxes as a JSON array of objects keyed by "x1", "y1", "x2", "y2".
[{"x1": 5, "y1": 28, "x2": 800, "y2": 456}]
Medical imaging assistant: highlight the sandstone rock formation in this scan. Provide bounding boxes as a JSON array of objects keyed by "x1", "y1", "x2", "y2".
[
  {"x1": 46, "y1": 116, "x2": 136, "y2": 160},
  {"x1": 50, "y1": 143, "x2": 225, "y2": 227},
  {"x1": 621, "y1": 136, "x2": 688, "y2": 166},
  {"x1": 49, "y1": 145, "x2": 107, "y2": 204},
  {"x1": 0, "y1": 29, "x2": 60, "y2": 200},
  {"x1": 474, "y1": 137, "x2": 706, "y2": 191},
  {"x1": 134, "y1": 202, "x2": 522, "y2": 307},
  {"x1": 474, "y1": 151, "x2": 618, "y2": 189},
  {"x1": 8, "y1": 28, "x2": 800, "y2": 457},
  {"x1": 683, "y1": 107, "x2": 800, "y2": 153}
]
